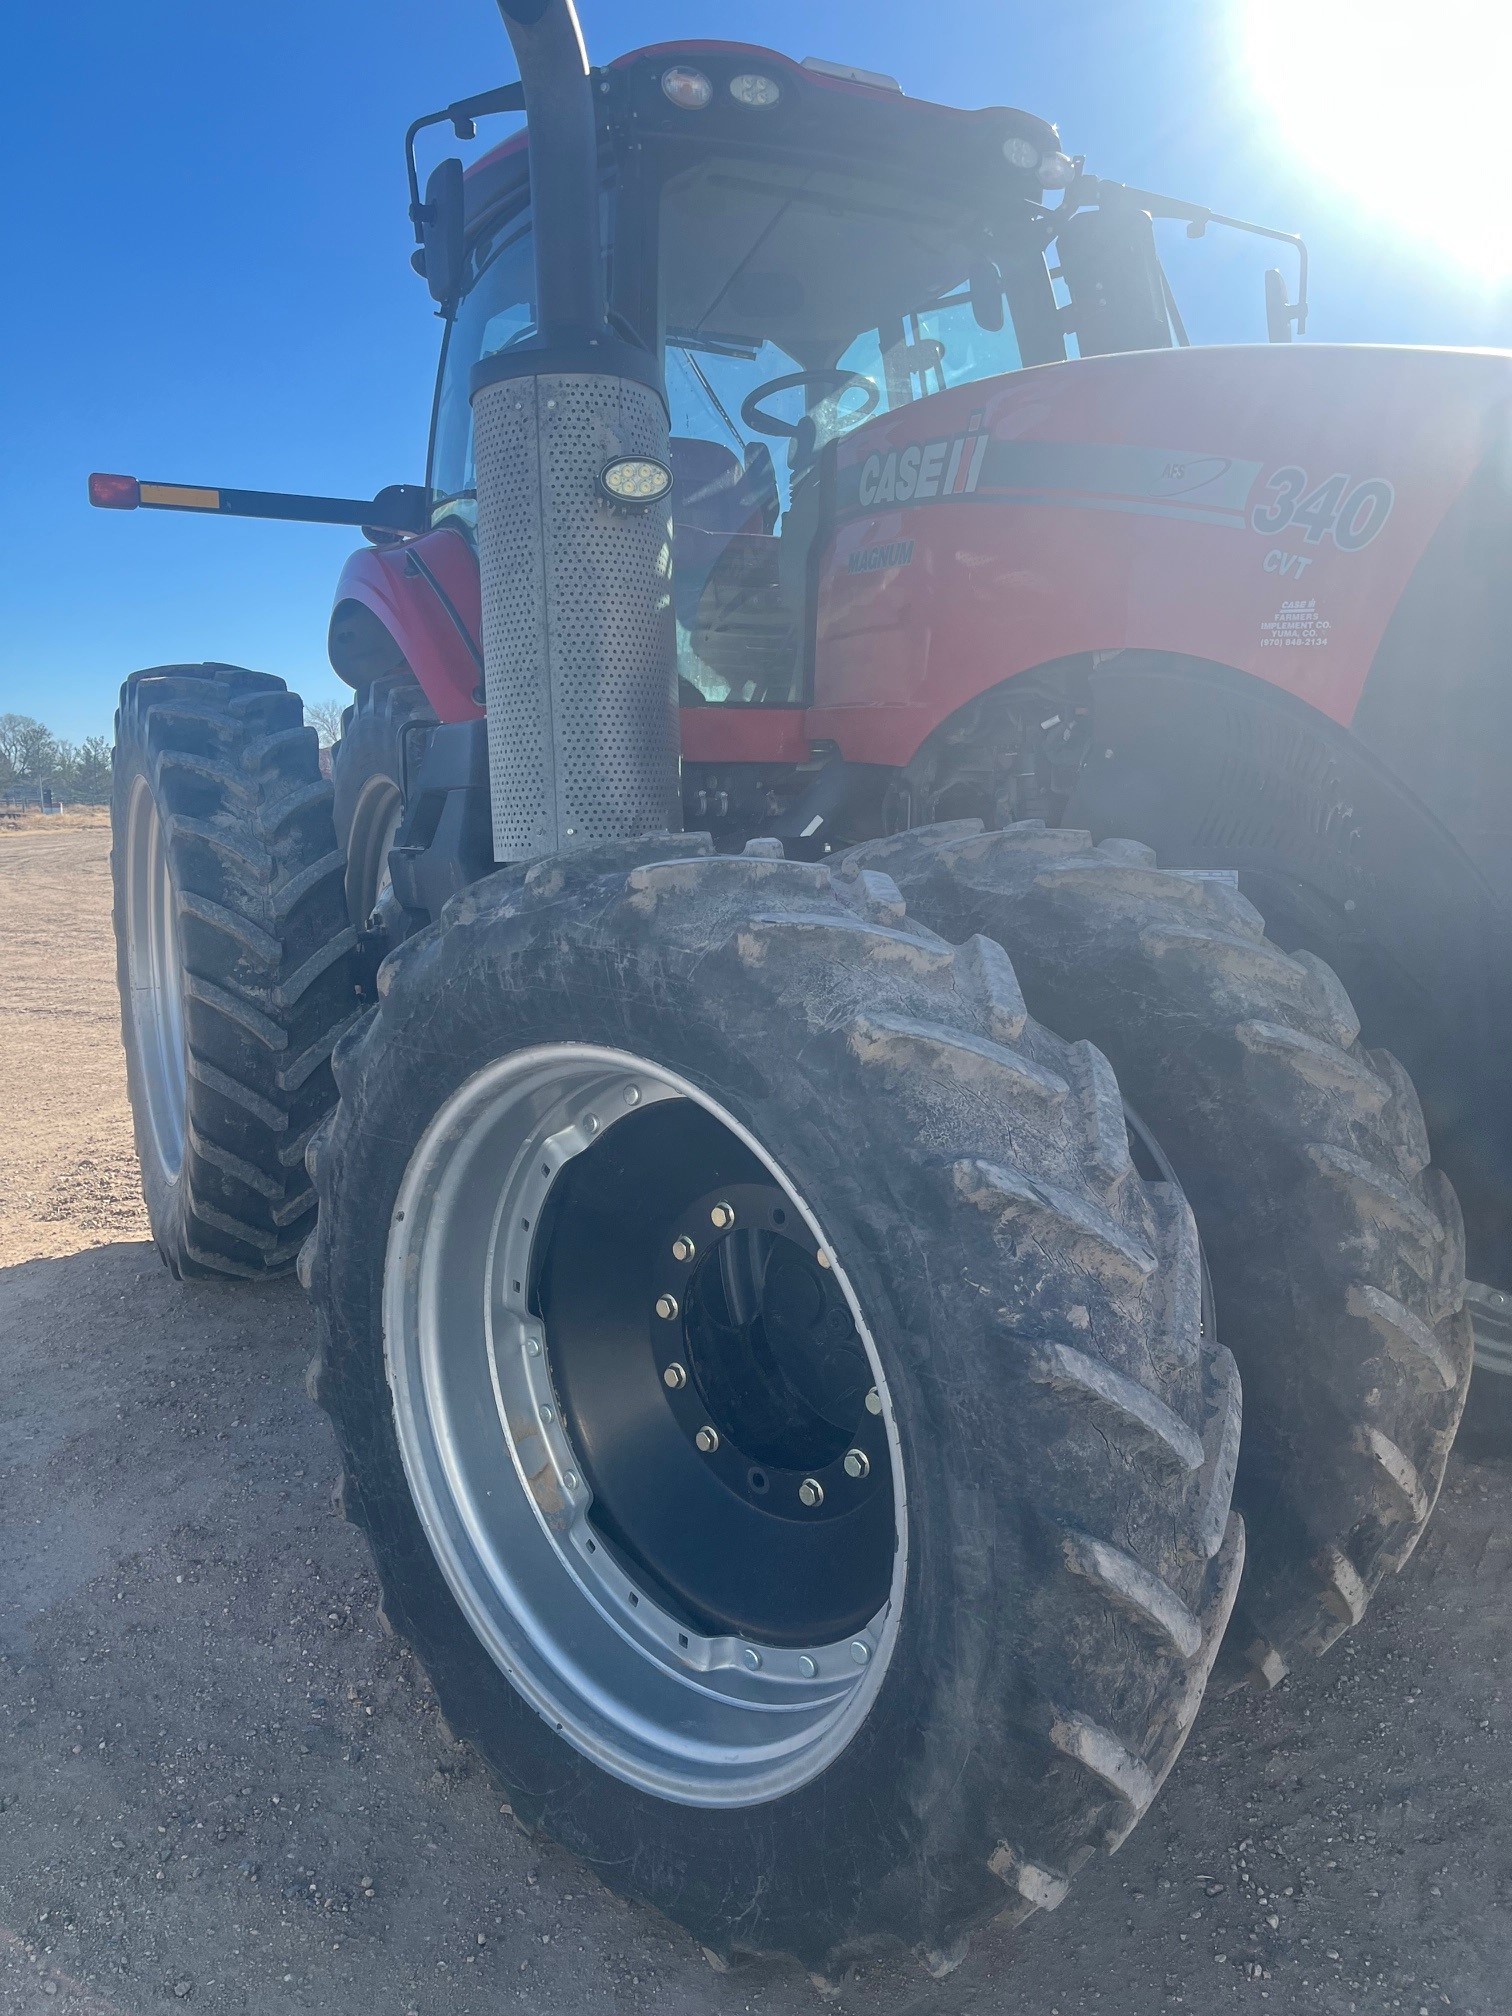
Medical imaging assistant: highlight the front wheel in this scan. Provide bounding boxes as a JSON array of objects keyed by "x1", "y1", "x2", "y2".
[
  {"x1": 110, "y1": 666, "x2": 356, "y2": 1278},
  {"x1": 304, "y1": 839, "x2": 1241, "y2": 1975},
  {"x1": 329, "y1": 672, "x2": 436, "y2": 932}
]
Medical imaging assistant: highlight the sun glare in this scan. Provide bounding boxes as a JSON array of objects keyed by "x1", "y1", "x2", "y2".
[{"x1": 1242, "y1": 0, "x2": 1512, "y2": 282}]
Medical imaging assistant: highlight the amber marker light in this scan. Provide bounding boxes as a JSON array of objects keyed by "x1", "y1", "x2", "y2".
[{"x1": 88, "y1": 472, "x2": 140, "y2": 509}]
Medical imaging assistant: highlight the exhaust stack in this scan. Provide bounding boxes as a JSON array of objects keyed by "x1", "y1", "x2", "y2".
[{"x1": 473, "y1": 0, "x2": 681, "y2": 863}]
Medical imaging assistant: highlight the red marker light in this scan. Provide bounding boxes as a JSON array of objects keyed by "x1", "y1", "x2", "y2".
[{"x1": 89, "y1": 472, "x2": 140, "y2": 510}]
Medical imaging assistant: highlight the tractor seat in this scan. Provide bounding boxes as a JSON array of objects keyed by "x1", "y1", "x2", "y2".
[{"x1": 669, "y1": 437, "x2": 780, "y2": 539}]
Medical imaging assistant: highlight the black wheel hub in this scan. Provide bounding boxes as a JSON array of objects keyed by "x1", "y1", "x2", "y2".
[{"x1": 535, "y1": 1101, "x2": 894, "y2": 1645}]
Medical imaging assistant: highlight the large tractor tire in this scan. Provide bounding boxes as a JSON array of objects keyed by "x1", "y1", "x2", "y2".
[
  {"x1": 303, "y1": 839, "x2": 1242, "y2": 1975},
  {"x1": 847, "y1": 822, "x2": 1472, "y2": 1684},
  {"x1": 110, "y1": 665, "x2": 356, "y2": 1279},
  {"x1": 330, "y1": 672, "x2": 435, "y2": 932}
]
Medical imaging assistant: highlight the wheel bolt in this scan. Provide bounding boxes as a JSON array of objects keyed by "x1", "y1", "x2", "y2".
[
  {"x1": 623, "y1": 1085, "x2": 640, "y2": 1106},
  {"x1": 864, "y1": 1386, "x2": 883, "y2": 1416},
  {"x1": 663, "y1": 1362, "x2": 687, "y2": 1390},
  {"x1": 671, "y1": 1236, "x2": 696, "y2": 1263},
  {"x1": 655, "y1": 1294, "x2": 679, "y2": 1320},
  {"x1": 843, "y1": 1448, "x2": 870, "y2": 1480},
  {"x1": 563, "y1": 1470, "x2": 578, "y2": 1490},
  {"x1": 850, "y1": 1640, "x2": 871, "y2": 1666},
  {"x1": 742, "y1": 1647, "x2": 762, "y2": 1671},
  {"x1": 815, "y1": 1248, "x2": 831, "y2": 1269},
  {"x1": 798, "y1": 1477, "x2": 824, "y2": 1508},
  {"x1": 710, "y1": 1202, "x2": 735, "y2": 1229},
  {"x1": 695, "y1": 1425, "x2": 720, "y2": 1453},
  {"x1": 797, "y1": 1654, "x2": 817, "y2": 1678}
]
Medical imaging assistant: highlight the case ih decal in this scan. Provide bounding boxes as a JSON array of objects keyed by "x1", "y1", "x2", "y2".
[
  {"x1": 855, "y1": 426, "x2": 990, "y2": 507},
  {"x1": 842, "y1": 434, "x2": 1265, "y2": 527}
]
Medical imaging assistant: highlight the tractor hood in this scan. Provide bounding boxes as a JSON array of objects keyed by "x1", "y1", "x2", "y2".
[{"x1": 812, "y1": 341, "x2": 1512, "y2": 763}]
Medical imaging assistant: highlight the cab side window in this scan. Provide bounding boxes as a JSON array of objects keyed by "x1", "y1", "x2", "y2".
[{"x1": 427, "y1": 208, "x2": 536, "y2": 532}]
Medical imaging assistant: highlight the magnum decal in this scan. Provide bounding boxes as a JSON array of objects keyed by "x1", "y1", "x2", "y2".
[{"x1": 847, "y1": 539, "x2": 916, "y2": 574}]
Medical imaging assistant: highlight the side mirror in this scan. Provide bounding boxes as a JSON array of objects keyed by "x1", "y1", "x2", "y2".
[
  {"x1": 1264, "y1": 267, "x2": 1296, "y2": 343},
  {"x1": 968, "y1": 260, "x2": 1006, "y2": 333},
  {"x1": 418, "y1": 157, "x2": 466, "y2": 306}
]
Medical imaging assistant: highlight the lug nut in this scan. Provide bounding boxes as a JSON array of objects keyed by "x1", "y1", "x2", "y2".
[
  {"x1": 843, "y1": 1448, "x2": 870, "y2": 1480},
  {"x1": 850, "y1": 1640, "x2": 871, "y2": 1666},
  {"x1": 663, "y1": 1362, "x2": 687, "y2": 1390},
  {"x1": 671, "y1": 1236, "x2": 696, "y2": 1263},
  {"x1": 654, "y1": 1294, "x2": 679, "y2": 1320},
  {"x1": 798, "y1": 1477, "x2": 824, "y2": 1509},
  {"x1": 710, "y1": 1202, "x2": 735, "y2": 1229},
  {"x1": 563, "y1": 1470, "x2": 578, "y2": 1490},
  {"x1": 815, "y1": 1248, "x2": 831, "y2": 1269},
  {"x1": 742, "y1": 1647, "x2": 762, "y2": 1671},
  {"x1": 797, "y1": 1654, "x2": 818, "y2": 1679},
  {"x1": 864, "y1": 1386, "x2": 883, "y2": 1416},
  {"x1": 695, "y1": 1425, "x2": 720, "y2": 1454},
  {"x1": 623, "y1": 1085, "x2": 640, "y2": 1106}
]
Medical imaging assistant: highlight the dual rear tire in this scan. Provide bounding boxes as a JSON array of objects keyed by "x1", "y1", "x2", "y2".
[
  {"x1": 110, "y1": 669, "x2": 1466, "y2": 1973},
  {"x1": 847, "y1": 821, "x2": 1471, "y2": 1683}
]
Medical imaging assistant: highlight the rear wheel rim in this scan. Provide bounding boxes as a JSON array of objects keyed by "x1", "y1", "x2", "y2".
[
  {"x1": 383, "y1": 1044, "x2": 906, "y2": 1807},
  {"x1": 124, "y1": 775, "x2": 188, "y2": 1181}
]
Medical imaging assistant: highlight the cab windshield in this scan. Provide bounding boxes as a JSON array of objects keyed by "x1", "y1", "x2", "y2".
[
  {"x1": 657, "y1": 153, "x2": 1057, "y2": 704},
  {"x1": 428, "y1": 146, "x2": 1059, "y2": 702}
]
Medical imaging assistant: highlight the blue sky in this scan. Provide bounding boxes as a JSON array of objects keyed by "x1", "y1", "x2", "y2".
[{"x1": 3, "y1": 0, "x2": 1509, "y2": 743}]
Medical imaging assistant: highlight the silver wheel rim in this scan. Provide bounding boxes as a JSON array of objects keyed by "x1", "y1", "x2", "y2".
[
  {"x1": 124, "y1": 775, "x2": 188, "y2": 1182},
  {"x1": 383, "y1": 1044, "x2": 906, "y2": 1807},
  {"x1": 344, "y1": 774, "x2": 403, "y2": 930}
]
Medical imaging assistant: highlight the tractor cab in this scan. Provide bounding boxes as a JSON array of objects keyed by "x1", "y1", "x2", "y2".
[
  {"x1": 419, "y1": 43, "x2": 1304, "y2": 717},
  {"x1": 427, "y1": 46, "x2": 1079, "y2": 710}
]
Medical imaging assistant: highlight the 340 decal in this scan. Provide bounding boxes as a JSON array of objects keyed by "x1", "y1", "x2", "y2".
[{"x1": 1250, "y1": 467, "x2": 1395, "y2": 551}]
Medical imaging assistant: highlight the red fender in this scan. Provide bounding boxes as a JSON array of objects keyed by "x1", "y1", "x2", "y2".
[{"x1": 328, "y1": 526, "x2": 483, "y2": 723}]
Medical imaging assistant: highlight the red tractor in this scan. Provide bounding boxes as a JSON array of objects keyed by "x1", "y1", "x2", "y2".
[{"x1": 95, "y1": 0, "x2": 1503, "y2": 1978}]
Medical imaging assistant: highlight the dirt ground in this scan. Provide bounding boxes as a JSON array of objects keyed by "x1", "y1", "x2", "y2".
[{"x1": 2, "y1": 822, "x2": 1509, "y2": 2015}]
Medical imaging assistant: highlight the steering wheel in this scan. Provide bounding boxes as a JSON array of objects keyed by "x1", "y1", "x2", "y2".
[{"x1": 739, "y1": 369, "x2": 880, "y2": 440}]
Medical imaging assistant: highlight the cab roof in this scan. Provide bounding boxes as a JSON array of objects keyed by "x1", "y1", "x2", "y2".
[{"x1": 461, "y1": 40, "x2": 1060, "y2": 229}]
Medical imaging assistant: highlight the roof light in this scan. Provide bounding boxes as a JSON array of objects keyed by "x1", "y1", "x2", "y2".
[
  {"x1": 729, "y1": 72, "x2": 781, "y2": 108},
  {"x1": 800, "y1": 57, "x2": 903, "y2": 93},
  {"x1": 661, "y1": 66, "x2": 713, "y2": 111},
  {"x1": 600, "y1": 456, "x2": 674, "y2": 505},
  {"x1": 1038, "y1": 151, "x2": 1078, "y2": 189},
  {"x1": 1002, "y1": 135, "x2": 1041, "y2": 171},
  {"x1": 88, "y1": 472, "x2": 140, "y2": 510}
]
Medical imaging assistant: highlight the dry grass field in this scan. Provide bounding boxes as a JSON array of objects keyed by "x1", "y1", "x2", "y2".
[
  {"x1": 0, "y1": 813, "x2": 148, "y2": 1268},
  {"x1": 0, "y1": 821, "x2": 1509, "y2": 2015}
]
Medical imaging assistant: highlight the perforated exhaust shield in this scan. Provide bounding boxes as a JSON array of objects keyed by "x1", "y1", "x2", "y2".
[{"x1": 472, "y1": 370, "x2": 680, "y2": 861}]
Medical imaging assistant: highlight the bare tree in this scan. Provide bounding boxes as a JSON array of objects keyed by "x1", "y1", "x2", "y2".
[{"x1": 304, "y1": 699, "x2": 348, "y2": 748}]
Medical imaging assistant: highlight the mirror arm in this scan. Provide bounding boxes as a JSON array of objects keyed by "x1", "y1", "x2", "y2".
[
  {"x1": 405, "y1": 82, "x2": 527, "y2": 247},
  {"x1": 1068, "y1": 175, "x2": 1309, "y2": 338}
]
